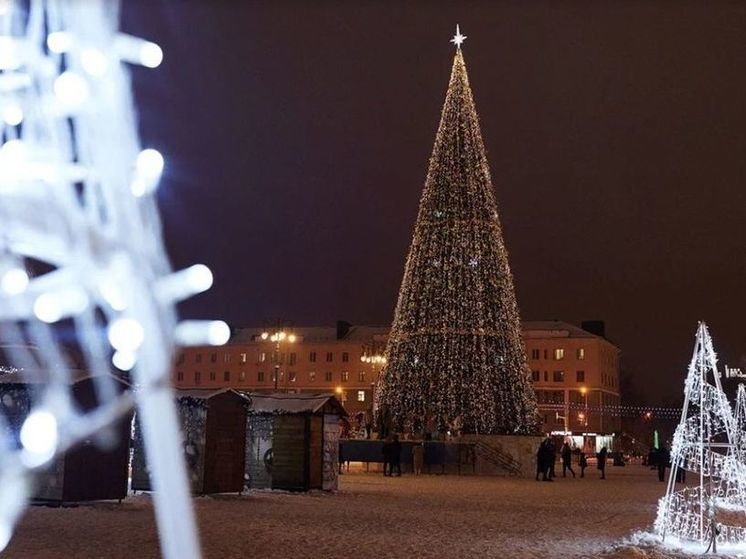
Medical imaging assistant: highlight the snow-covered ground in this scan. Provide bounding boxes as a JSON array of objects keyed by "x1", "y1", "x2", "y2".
[{"x1": 3, "y1": 465, "x2": 740, "y2": 558}]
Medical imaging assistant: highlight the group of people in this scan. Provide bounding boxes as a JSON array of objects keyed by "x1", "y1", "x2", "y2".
[{"x1": 536, "y1": 437, "x2": 608, "y2": 481}]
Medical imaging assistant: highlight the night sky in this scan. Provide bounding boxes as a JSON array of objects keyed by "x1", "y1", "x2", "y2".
[{"x1": 122, "y1": 1, "x2": 746, "y2": 403}]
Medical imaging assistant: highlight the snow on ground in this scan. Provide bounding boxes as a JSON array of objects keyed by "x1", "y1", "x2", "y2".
[{"x1": 4, "y1": 465, "x2": 743, "y2": 558}]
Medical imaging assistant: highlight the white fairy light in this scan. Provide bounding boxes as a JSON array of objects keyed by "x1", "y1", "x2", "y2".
[
  {"x1": 112, "y1": 350, "x2": 137, "y2": 371},
  {"x1": 108, "y1": 318, "x2": 145, "y2": 352},
  {"x1": 53, "y1": 71, "x2": 90, "y2": 107},
  {"x1": 174, "y1": 320, "x2": 230, "y2": 347},
  {"x1": 131, "y1": 148, "x2": 164, "y2": 196},
  {"x1": 46, "y1": 31, "x2": 73, "y2": 54},
  {"x1": 140, "y1": 42, "x2": 163, "y2": 68},
  {"x1": 20, "y1": 410, "x2": 58, "y2": 466},
  {"x1": 1, "y1": 105, "x2": 22, "y2": 126},
  {"x1": 0, "y1": 268, "x2": 28, "y2": 295}
]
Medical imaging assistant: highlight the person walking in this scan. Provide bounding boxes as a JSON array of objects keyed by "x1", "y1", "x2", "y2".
[
  {"x1": 561, "y1": 442, "x2": 575, "y2": 478},
  {"x1": 548, "y1": 438, "x2": 557, "y2": 479},
  {"x1": 382, "y1": 435, "x2": 392, "y2": 476},
  {"x1": 412, "y1": 441, "x2": 424, "y2": 475},
  {"x1": 536, "y1": 438, "x2": 553, "y2": 481},
  {"x1": 579, "y1": 452, "x2": 587, "y2": 478},
  {"x1": 597, "y1": 446, "x2": 608, "y2": 480},
  {"x1": 390, "y1": 434, "x2": 402, "y2": 476}
]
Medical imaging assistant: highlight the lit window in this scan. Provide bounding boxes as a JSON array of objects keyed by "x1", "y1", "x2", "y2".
[
  {"x1": 223, "y1": 371, "x2": 230, "y2": 382},
  {"x1": 209, "y1": 371, "x2": 216, "y2": 381},
  {"x1": 553, "y1": 370, "x2": 564, "y2": 382},
  {"x1": 240, "y1": 353, "x2": 247, "y2": 364},
  {"x1": 357, "y1": 391, "x2": 366, "y2": 402},
  {"x1": 341, "y1": 371, "x2": 349, "y2": 382},
  {"x1": 576, "y1": 370, "x2": 585, "y2": 382},
  {"x1": 289, "y1": 372, "x2": 296, "y2": 382},
  {"x1": 325, "y1": 371, "x2": 332, "y2": 382},
  {"x1": 342, "y1": 352, "x2": 349, "y2": 362},
  {"x1": 531, "y1": 370, "x2": 540, "y2": 382},
  {"x1": 577, "y1": 348, "x2": 585, "y2": 360},
  {"x1": 309, "y1": 371, "x2": 316, "y2": 381},
  {"x1": 259, "y1": 352, "x2": 266, "y2": 363},
  {"x1": 257, "y1": 371, "x2": 265, "y2": 382},
  {"x1": 224, "y1": 353, "x2": 230, "y2": 363},
  {"x1": 554, "y1": 348, "x2": 565, "y2": 360},
  {"x1": 358, "y1": 371, "x2": 366, "y2": 382}
]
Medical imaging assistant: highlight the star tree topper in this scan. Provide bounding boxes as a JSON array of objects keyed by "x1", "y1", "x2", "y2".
[{"x1": 451, "y1": 24, "x2": 467, "y2": 48}]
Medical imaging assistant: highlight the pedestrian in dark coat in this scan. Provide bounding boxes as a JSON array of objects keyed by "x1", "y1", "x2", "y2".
[
  {"x1": 536, "y1": 439, "x2": 546, "y2": 481},
  {"x1": 597, "y1": 446, "x2": 608, "y2": 479},
  {"x1": 561, "y1": 442, "x2": 575, "y2": 478},
  {"x1": 548, "y1": 439, "x2": 557, "y2": 479},
  {"x1": 382, "y1": 436, "x2": 392, "y2": 476},
  {"x1": 390, "y1": 434, "x2": 402, "y2": 476},
  {"x1": 658, "y1": 446, "x2": 671, "y2": 482},
  {"x1": 579, "y1": 452, "x2": 588, "y2": 478},
  {"x1": 536, "y1": 438, "x2": 553, "y2": 481}
]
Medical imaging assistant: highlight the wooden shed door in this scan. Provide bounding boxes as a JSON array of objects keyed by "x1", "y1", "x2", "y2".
[{"x1": 203, "y1": 393, "x2": 246, "y2": 494}]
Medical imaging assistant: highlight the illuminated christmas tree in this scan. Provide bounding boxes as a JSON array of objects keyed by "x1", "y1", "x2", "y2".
[{"x1": 376, "y1": 27, "x2": 538, "y2": 435}]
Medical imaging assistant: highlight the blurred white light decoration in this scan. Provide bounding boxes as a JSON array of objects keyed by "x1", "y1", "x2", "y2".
[
  {"x1": 0, "y1": 1, "x2": 224, "y2": 557},
  {"x1": 0, "y1": 268, "x2": 28, "y2": 295},
  {"x1": 20, "y1": 410, "x2": 58, "y2": 466},
  {"x1": 1, "y1": 104, "x2": 22, "y2": 126},
  {"x1": 140, "y1": 41, "x2": 163, "y2": 68},
  {"x1": 654, "y1": 322, "x2": 746, "y2": 554}
]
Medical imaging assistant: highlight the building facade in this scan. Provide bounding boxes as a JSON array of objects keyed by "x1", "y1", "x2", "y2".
[{"x1": 171, "y1": 320, "x2": 621, "y2": 439}]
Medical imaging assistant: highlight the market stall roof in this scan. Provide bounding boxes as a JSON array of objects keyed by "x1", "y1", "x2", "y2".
[{"x1": 242, "y1": 392, "x2": 347, "y2": 417}]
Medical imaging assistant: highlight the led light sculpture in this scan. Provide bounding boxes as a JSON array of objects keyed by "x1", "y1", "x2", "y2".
[
  {"x1": 655, "y1": 322, "x2": 746, "y2": 553},
  {"x1": 0, "y1": 2, "x2": 226, "y2": 557}
]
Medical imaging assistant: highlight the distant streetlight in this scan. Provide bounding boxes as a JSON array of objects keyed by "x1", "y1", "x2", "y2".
[
  {"x1": 261, "y1": 325, "x2": 297, "y2": 392},
  {"x1": 580, "y1": 386, "x2": 588, "y2": 427}
]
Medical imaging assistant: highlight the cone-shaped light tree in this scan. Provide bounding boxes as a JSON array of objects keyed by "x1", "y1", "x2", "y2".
[{"x1": 376, "y1": 29, "x2": 539, "y2": 435}]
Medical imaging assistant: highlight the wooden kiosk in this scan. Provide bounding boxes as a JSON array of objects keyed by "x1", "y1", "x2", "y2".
[{"x1": 243, "y1": 392, "x2": 346, "y2": 491}]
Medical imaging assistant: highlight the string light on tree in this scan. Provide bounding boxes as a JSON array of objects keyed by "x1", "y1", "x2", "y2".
[{"x1": 376, "y1": 27, "x2": 539, "y2": 435}]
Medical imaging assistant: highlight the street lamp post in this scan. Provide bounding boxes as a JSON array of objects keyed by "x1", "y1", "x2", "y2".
[
  {"x1": 580, "y1": 386, "x2": 588, "y2": 427},
  {"x1": 261, "y1": 327, "x2": 296, "y2": 393},
  {"x1": 361, "y1": 346, "x2": 386, "y2": 438}
]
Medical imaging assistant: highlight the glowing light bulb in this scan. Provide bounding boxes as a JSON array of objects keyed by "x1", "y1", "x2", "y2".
[
  {"x1": 2, "y1": 104, "x2": 22, "y2": 126},
  {"x1": 288, "y1": 334, "x2": 296, "y2": 343},
  {"x1": 206, "y1": 321, "x2": 230, "y2": 345},
  {"x1": 131, "y1": 149, "x2": 164, "y2": 197},
  {"x1": 0, "y1": 268, "x2": 28, "y2": 295},
  {"x1": 112, "y1": 350, "x2": 136, "y2": 371},
  {"x1": 108, "y1": 318, "x2": 145, "y2": 352},
  {"x1": 54, "y1": 71, "x2": 90, "y2": 106},
  {"x1": 139, "y1": 42, "x2": 163, "y2": 68},
  {"x1": 261, "y1": 332, "x2": 269, "y2": 340},
  {"x1": 81, "y1": 48, "x2": 108, "y2": 76},
  {"x1": 33, "y1": 293, "x2": 62, "y2": 323},
  {"x1": 47, "y1": 31, "x2": 73, "y2": 53},
  {"x1": 20, "y1": 410, "x2": 58, "y2": 464},
  {"x1": 185, "y1": 264, "x2": 212, "y2": 293}
]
